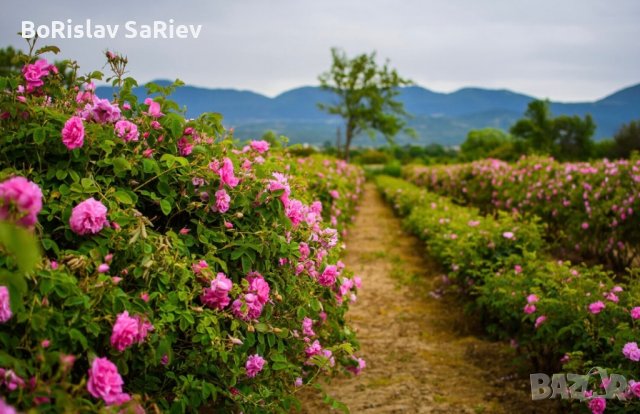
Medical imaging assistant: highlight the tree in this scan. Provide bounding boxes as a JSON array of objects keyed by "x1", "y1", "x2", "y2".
[
  {"x1": 510, "y1": 100, "x2": 555, "y2": 154},
  {"x1": 510, "y1": 99, "x2": 596, "y2": 161},
  {"x1": 460, "y1": 128, "x2": 514, "y2": 161},
  {"x1": 611, "y1": 120, "x2": 640, "y2": 159},
  {"x1": 318, "y1": 48, "x2": 413, "y2": 160}
]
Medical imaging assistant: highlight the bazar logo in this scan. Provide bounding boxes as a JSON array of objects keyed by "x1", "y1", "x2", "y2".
[{"x1": 531, "y1": 368, "x2": 635, "y2": 401}]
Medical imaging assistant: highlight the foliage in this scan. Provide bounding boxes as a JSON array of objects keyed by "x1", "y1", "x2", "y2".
[
  {"x1": 0, "y1": 45, "x2": 366, "y2": 412},
  {"x1": 403, "y1": 156, "x2": 640, "y2": 270},
  {"x1": 611, "y1": 120, "x2": 640, "y2": 159},
  {"x1": 510, "y1": 100, "x2": 596, "y2": 161},
  {"x1": 376, "y1": 175, "x2": 640, "y2": 412},
  {"x1": 317, "y1": 48, "x2": 414, "y2": 159},
  {"x1": 459, "y1": 128, "x2": 516, "y2": 162}
]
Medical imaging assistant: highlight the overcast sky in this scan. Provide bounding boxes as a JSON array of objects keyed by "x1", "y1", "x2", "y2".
[{"x1": 1, "y1": 0, "x2": 638, "y2": 101}]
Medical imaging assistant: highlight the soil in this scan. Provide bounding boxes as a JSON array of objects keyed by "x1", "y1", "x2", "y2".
[{"x1": 299, "y1": 183, "x2": 562, "y2": 413}]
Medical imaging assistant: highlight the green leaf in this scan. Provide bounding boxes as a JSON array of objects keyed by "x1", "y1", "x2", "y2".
[
  {"x1": 113, "y1": 157, "x2": 132, "y2": 175},
  {"x1": 114, "y1": 190, "x2": 134, "y2": 205},
  {"x1": 160, "y1": 199, "x2": 172, "y2": 215},
  {"x1": 33, "y1": 127, "x2": 47, "y2": 145},
  {"x1": 255, "y1": 323, "x2": 268, "y2": 333},
  {"x1": 69, "y1": 328, "x2": 88, "y2": 350},
  {"x1": 0, "y1": 222, "x2": 41, "y2": 273}
]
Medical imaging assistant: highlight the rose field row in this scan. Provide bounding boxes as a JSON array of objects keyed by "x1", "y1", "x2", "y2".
[{"x1": 375, "y1": 175, "x2": 640, "y2": 412}]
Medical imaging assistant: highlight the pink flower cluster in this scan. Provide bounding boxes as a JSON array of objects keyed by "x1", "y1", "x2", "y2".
[
  {"x1": 201, "y1": 272, "x2": 233, "y2": 310},
  {"x1": 87, "y1": 357, "x2": 131, "y2": 405},
  {"x1": 347, "y1": 356, "x2": 366, "y2": 375},
  {"x1": 524, "y1": 294, "x2": 538, "y2": 314},
  {"x1": 0, "y1": 367, "x2": 25, "y2": 391},
  {"x1": 0, "y1": 176, "x2": 43, "y2": 227},
  {"x1": 231, "y1": 272, "x2": 270, "y2": 320},
  {"x1": 69, "y1": 197, "x2": 108, "y2": 235},
  {"x1": 110, "y1": 311, "x2": 154, "y2": 352}
]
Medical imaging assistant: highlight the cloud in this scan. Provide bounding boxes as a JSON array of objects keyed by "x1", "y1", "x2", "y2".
[{"x1": 1, "y1": 0, "x2": 638, "y2": 101}]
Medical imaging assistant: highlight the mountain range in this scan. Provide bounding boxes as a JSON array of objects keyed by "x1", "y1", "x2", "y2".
[{"x1": 96, "y1": 81, "x2": 640, "y2": 147}]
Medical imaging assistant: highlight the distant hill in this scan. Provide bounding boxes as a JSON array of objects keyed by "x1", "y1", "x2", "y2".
[{"x1": 96, "y1": 81, "x2": 640, "y2": 147}]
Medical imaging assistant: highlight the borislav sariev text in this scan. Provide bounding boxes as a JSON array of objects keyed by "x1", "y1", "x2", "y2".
[{"x1": 21, "y1": 19, "x2": 202, "y2": 39}]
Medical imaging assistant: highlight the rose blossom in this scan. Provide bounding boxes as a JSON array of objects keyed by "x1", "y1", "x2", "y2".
[
  {"x1": 201, "y1": 272, "x2": 233, "y2": 310},
  {"x1": 110, "y1": 311, "x2": 153, "y2": 352},
  {"x1": 144, "y1": 98, "x2": 163, "y2": 118},
  {"x1": 0, "y1": 397, "x2": 16, "y2": 414},
  {"x1": 302, "y1": 317, "x2": 315, "y2": 337},
  {"x1": 0, "y1": 286, "x2": 12, "y2": 323},
  {"x1": 524, "y1": 304, "x2": 536, "y2": 314},
  {"x1": 215, "y1": 189, "x2": 230, "y2": 213},
  {"x1": 69, "y1": 198, "x2": 108, "y2": 235},
  {"x1": 318, "y1": 265, "x2": 338, "y2": 287},
  {"x1": 249, "y1": 140, "x2": 270, "y2": 153},
  {"x1": 588, "y1": 301, "x2": 605, "y2": 314},
  {"x1": 61, "y1": 116, "x2": 85, "y2": 150},
  {"x1": 588, "y1": 397, "x2": 606, "y2": 414},
  {"x1": 534, "y1": 315, "x2": 547, "y2": 329},
  {"x1": 245, "y1": 354, "x2": 265, "y2": 378},
  {"x1": 0, "y1": 176, "x2": 43, "y2": 227},
  {"x1": 623, "y1": 342, "x2": 640, "y2": 361},
  {"x1": 631, "y1": 307, "x2": 640, "y2": 320},
  {"x1": 87, "y1": 357, "x2": 131, "y2": 405},
  {"x1": 114, "y1": 120, "x2": 139, "y2": 142},
  {"x1": 218, "y1": 157, "x2": 239, "y2": 188}
]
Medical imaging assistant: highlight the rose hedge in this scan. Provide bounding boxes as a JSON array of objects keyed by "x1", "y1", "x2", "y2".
[
  {"x1": 403, "y1": 156, "x2": 640, "y2": 270},
  {"x1": 0, "y1": 49, "x2": 365, "y2": 412},
  {"x1": 376, "y1": 175, "x2": 640, "y2": 413}
]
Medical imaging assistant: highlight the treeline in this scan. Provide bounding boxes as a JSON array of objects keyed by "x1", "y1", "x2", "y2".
[{"x1": 341, "y1": 99, "x2": 640, "y2": 165}]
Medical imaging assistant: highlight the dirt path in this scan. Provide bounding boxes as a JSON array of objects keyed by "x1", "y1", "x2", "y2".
[{"x1": 301, "y1": 183, "x2": 556, "y2": 413}]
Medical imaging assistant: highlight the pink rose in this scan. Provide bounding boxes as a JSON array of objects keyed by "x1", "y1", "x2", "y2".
[
  {"x1": 631, "y1": 307, "x2": 640, "y2": 320},
  {"x1": 534, "y1": 315, "x2": 547, "y2": 329},
  {"x1": 623, "y1": 342, "x2": 640, "y2": 361},
  {"x1": 245, "y1": 354, "x2": 265, "y2": 378},
  {"x1": 587, "y1": 397, "x2": 606, "y2": 414},
  {"x1": 524, "y1": 304, "x2": 536, "y2": 314},
  {"x1": 215, "y1": 189, "x2": 230, "y2": 213},
  {"x1": 588, "y1": 301, "x2": 605, "y2": 314},
  {"x1": 114, "y1": 120, "x2": 139, "y2": 142},
  {"x1": 249, "y1": 140, "x2": 270, "y2": 154},
  {"x1": 0, "y1": 286, "x2": 12, "y2": 323},
  {"x1": 61, "y1": 116, "x2": 85, "y2": 150},
  {"x1": 318, "y1": 265, "x2": 338, "y2": 287},
  {"x1": 70, "y1": 198, "x2": 108, "y2": 235},
  {"x1": 247, "y1": 272, "x2": 270, "y2": 305},
  {"x1": 87, "y1": 357, "x2": 131, "y2": 405},
  {"x1": 110, "y1": 311, "x2": 139, "y2": 352},
  {"x1": 201, "y1": 273, "x2": 233, "y2": 310},
  {"x1": 0, "y1": 176, "x2": 43, "y2": 227},
  {"x1": 218, "y1": 157, "x2": 239, "y2": 188},
  {"x1": 302, "y1": 317, "x2": 315, "y2": 337},
  {"x1": 144, "y1": 98, "x2": 164, "y2": 118},
  {"x1": 0, "y1": 397, "x2": 17, "y2": 414}
]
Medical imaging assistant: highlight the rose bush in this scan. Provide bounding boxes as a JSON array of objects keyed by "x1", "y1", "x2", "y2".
[
  {"x1": 403, "y1": 156, "x2": 640, "y2": 270},
  {"x1": 0, "y1": 47, "x2": 365, "y2": 412},
  {"x1": 376, "y1": 175, "x2": 640, "y2": 413}
]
